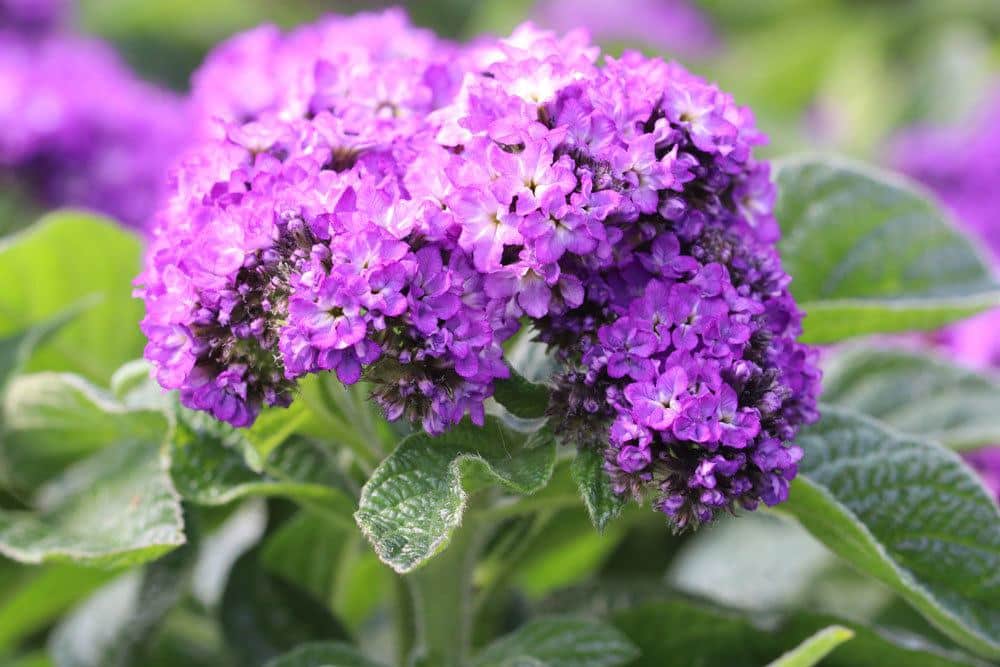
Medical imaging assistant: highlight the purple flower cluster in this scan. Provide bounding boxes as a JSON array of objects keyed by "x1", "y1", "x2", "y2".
[
  {"x1": 0, "y1": 13, "x2": 186, "y2": 228},
  {"x1": 139, "y1": 12, "x2": 820, "y2": 528},
  {"x1": 894, "y1": 93, "x2": 1000, "y2": 501},
  {"x1": 0, "y1": 0, "x2": 66, "y2": 34}
]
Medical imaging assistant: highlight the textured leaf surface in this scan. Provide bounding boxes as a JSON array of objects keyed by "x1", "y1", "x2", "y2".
[
  {"x1": 571, "y1": 448, "x2": 624, "y2": 533},
  {"x1": 786, "y1": 406, "x2": 1000, "y2": 658},
  {"x1": 48, "y1": 544, "x2": 193, "y2": 667},
  {"x1": 775, "y1": 157, "x2": 1000, "y2": 342},
  {"x1": 220, "y1": 549, "x2": 351, "y2": 667},
  {"x1": 0, "y1": 213, "x2": 145, "y2": 381},
  {"x1": 766, "y1": 626, "x2": 854, "y2": 667},
  {"x1": 355, "y1": 418, "x2": 556, "y2": 573},
  {"x1": 168, "y1": 409, "x2": 354, "y2": 521},
  {"x1": 264, "y1": 642, "x2": 386, "y2": 667},
  {"x1": 1, "y1": 372, "x2": 166, "y2": 490},
  {"x1": 0, "y1": 442, "x2": 184, "y2": 568},
  {"x1": 493, "y1": 366, "x2": 550, "y2": 419},
  {"x1": 822, "y1": 346, "x2": 1000, "y2": 450},
  {"x1": 472, "y1": 617, "x2": 638, "y2": 667}
]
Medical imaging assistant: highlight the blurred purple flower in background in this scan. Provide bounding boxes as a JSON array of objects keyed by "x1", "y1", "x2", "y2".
[
  {"x1": 532, "y1": 0, "x2": 718, "y2": 58},
  {"x1": 0, "y1": 0, "x2": 186, "y2": 229},
  {"x1": 0, "y1": 0, "x2": 67, "y2": 34},
  {"x1": 894, "y1": 92, "x2": 1000, "y2": 262},
  {"x1": 894, "y1": 91, "x2": 1000, "y2": 499}
]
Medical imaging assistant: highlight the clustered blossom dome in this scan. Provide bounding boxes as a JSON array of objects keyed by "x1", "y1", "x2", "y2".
[
  {"x1": 139, "y1": 10, "x2": 820, "y2": 529},
  {"x1": 0, "y1": 11, "x2": 186, "y2": 228},
  {"x1": 894, "y1": 93, "x2": 1000, "y2": 501}
]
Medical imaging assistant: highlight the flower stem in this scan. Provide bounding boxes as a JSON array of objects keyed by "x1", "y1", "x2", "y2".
[
  {"x1": 405, "y1": 499, "x2": 491, "y2": 667},
  {"x1": 392, "y1": 574, "x2": 416, "y2": 666}
]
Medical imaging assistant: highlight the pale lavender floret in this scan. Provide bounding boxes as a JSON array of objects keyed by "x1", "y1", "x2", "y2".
[{"x1": 139, "y1": 13, "x2": 820, "y2": 528}]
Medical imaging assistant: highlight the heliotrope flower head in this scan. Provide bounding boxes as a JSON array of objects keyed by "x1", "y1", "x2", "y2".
[
  {"x1": 0, "y1": 33, "x2": 186, "y2": 227},
  {"x1": 139, "y1": 12, "x2": 820, "y2": 530}
]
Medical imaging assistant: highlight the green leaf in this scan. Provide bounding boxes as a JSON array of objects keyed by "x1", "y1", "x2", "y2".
[
  {"x1": 0, "y1": 305, "x2": 85, "y2": 400},
  {"x1": 220, "y1": 549, "x2": 351, "y2": 667},
  {"x1": 49, "y1": 541, "x2": 194, "y2": 667},
  {"x1": 354, "y1": 418, "x2": 557, "y2": 573},
  {"x1": 493, "y1": 366, "x2": 550, "y2": 420},
  {"x1": 666, "y1": 513, "x2": 845, "y2": 613},
  {"x1": 0, "y1": 564, "x2": 114, "y2": 652},
  {"x1": 109, "y1": 360, "x2": 170, "y2": 412},
  {"x1": 260, "y1": 512, "x2": 346, "y2": 604},
  {"x1": 1, "y1": 372, "x2": 167, "y2": 491},
  {"x1": 0, "y1": 442, "x2": 184, "y2": 568},
  {"x1": 778, "y1": 612, "x2": 992, "y2": 667},
  {"x1": 0, "y1": 652, "x2": 51, "y2": 667},
  {"x1": 785, "y1": 406, "x2": 1000, "y2": 659},
  {"x1": 774, "y1": 156, "x2": 1000, "y2": 343},
  {"x1": 571, "y1": 448, "x2": 625, "y2": 533},
  {"x1": 472, "y1": 617, "x2": 638, "y2": 667},
  {"x1": 260, "y1": 511, "x2": 389, "y2": 632},
  {"x1": 610, "y1": 595, "x2": 769, "y2": 667},
  {"x1": 606, "y1": 595, "x2": 988, "y2": 667},
  {"x1": 168, "y1": 409, "x2": 355, "y2": 523},
  {"x1": 264, "y1": 642, "x2": 387, "y2": 667},
  {"x1": 766, "y1": 626, "x2": 854, "y2": 667},
  {"x1": 822, "y1": 346, "x2": 1000, "y2": 450},
  {"x1": 242, "y1": 400, "x2": 316, "y2": 469},
  {"x1": 0, "y1": 212, "x2": 145, "y2": 382}
]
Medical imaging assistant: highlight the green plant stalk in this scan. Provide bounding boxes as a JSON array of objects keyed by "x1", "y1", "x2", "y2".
[
  {"x1": 405, "y1": 497, "x2": 492, "y2": 667},
  {"x1": 392, "y1": 574, "x2": 416, "y2": 666}
]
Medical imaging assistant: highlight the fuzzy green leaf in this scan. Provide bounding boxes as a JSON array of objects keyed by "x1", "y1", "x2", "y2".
[
  {"x1": 0, "y1": 213, "x2": 145, "y2": 382},
  {"x1": 493, "y1": 366, "x2": 550, "y2": 419},
  {"x1": 168, "y1": 409, "x2": 355, "y2": 523},
  {"x1": 775, "y1": 156, "x2": 1000, "y2": 343},
  {"x1": 822, "y1": 346, "x2": 1000, "y2": 450},
  {"x1": 785, "y1": 406, "x2": 1000, "y2": 659},
  {"x1": 355, "y1": 419, "x2": 556, "y2": 573},
  {"x1": 48, "y1": 543, "x2": 194, "y2": 667},
  {"x1": 0, "y1": 442, "x2": 184, "y2": 568},
  {"x1": 571, "y1": 448, "x2": 624, "y2": 533},
  {"x1": 1, "y1": 372, "x2": 166, "y2": 491}
]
